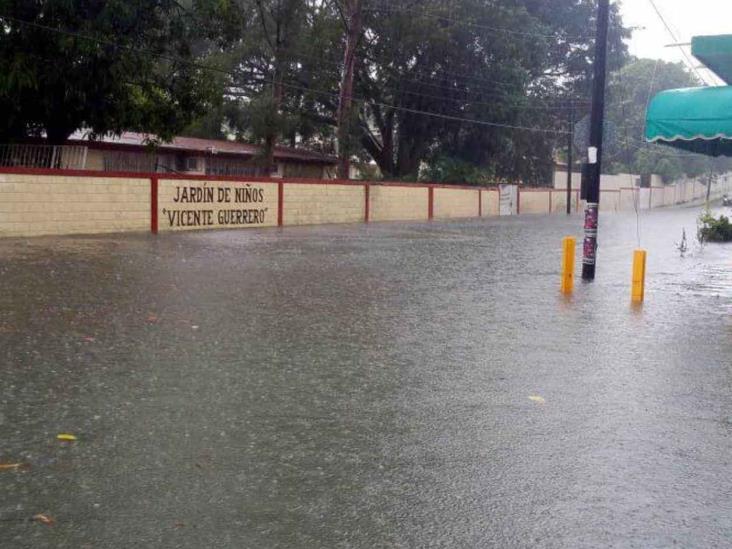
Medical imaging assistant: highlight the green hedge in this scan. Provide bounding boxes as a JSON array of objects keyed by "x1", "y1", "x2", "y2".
[{"x1": 699, "y1": 213, "x2": 732, "y2": 243}]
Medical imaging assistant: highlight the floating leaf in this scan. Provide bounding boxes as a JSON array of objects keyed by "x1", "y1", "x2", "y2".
[
  {"x1": 0, "y1": 463, "x2": 27, "y2": 471},
  {"x1": 32, "y1": 514, "x2": 55, "y2": 525},
  {"x1": 57, "y1": 434, "x2": 77, "y2": 442},
  {"x1": 528, "y1": 395, "x2": 546, "y2": 404}
]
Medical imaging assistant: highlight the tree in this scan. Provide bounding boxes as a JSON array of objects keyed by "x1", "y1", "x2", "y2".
[
  {"x1": 605, "y1": 57, "x2": 732, "y2": 182},
  {"x1": 190, "y1": 0, "x2": 629, "y2": 183},
  {"x1": 0, "y1": 0, "x2": 226, "y2": 144},
  {"x1": 350, "y1": 0, "x2": 628, "y2": 182}
]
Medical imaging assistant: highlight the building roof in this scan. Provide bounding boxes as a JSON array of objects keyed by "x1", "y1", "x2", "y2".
[{"x1": 68, "y1": 131, "x2": 337, "y2": 165}]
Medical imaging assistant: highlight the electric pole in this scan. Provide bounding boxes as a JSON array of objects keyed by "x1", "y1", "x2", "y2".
[
  {"x1": 337, "y1": 0, "x2": 363, "y2": 180},
  {"x1": 582, "y1": 0, "x2": 610, "y2": 280},
  {"x1": 566, "y1": 102, "x2": 574, "y2": 215}
]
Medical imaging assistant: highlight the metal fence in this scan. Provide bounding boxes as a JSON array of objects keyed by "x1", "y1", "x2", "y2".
[{"x1": 0, "y1": 144, "x2": 88, "y2": 169}]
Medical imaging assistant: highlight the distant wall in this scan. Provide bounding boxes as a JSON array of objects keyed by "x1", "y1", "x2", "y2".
[
  {"x1": 549, "y1": 190, "x2": 580, "y2": 214},
  {"x1": 518, "y1": 190, "x2": 551, "y2": 214},
  {"x1": 554, "y1": 171, "x2": 641, "y2": 191}
]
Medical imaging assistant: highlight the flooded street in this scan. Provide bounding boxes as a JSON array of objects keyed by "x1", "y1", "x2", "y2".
[{"x1": 1, "y1": 206, "x2": 731, "y2": 548}]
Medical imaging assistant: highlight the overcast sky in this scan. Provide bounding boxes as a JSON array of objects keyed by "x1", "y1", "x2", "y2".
[{"x1": 619, "y1": 0, "x2": 731, "y2": 84}]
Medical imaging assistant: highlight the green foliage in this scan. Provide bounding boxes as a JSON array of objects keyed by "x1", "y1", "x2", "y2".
[
  {"x1": 421, "y1": 156, "x2": 495, "y2": 186},
  {"x1": 353, "y1": 0, "x2": 629, "y2": 181},
  {"x1": 189, "y1": 0, "x2": 629, "y2": 183},
  {"x1": 698, "y1": 212, "x2": 732, "y2": 243},
  {"x1": 0, "y1": 0, "x2": 228, "y2": 143},
  {"x1": 605, "y1": 58, "x2": 732, "y2": 182},
  {"x1": 0, "y1": 0, "x2": 635, "y2": 185}
]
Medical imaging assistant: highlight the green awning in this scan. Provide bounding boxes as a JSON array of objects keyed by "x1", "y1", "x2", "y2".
[
  {"x1": 645, "y1": 85, "x2": 732, "y2": 156},
  {"x1": 692, "y1": 35, "x2": 732, "y2": 84}
]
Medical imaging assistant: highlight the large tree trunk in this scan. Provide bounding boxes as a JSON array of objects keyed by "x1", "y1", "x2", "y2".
[
  {"x1": 360, "y1": 108, "x2": 395, "y2": 177},
  {"x1": 396, "y1": 135, "x2": 422, "y2": 178},
  {"x1": 336, "y1": 0, "x2": 362, "y2": 179}
]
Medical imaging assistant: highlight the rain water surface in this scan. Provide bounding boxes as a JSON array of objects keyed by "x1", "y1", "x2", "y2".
[{"x1": 1, "y1": 206, "x2": 731, "y2": 548}]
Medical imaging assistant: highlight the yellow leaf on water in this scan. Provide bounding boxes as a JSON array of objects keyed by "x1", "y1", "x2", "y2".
[
  {"x1": 528, "y1": 395, "x2": 546, "y2": 404},
  {"x1": 56, "y1": 434, "x2": 77, "y2": 442},
  {"x1": 0, "y1": 463, "x2": 24, "y2": 470},
  {"x1": 32, "y1": 513, "x2": 55, "y2": 525}
]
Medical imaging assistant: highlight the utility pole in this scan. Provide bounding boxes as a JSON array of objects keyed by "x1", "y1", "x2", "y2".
[
  {"x1": 566, "y1": 102, "x2": 574, "y2": 215},
  {"x1": 337, "y1": 0, "x2": 363, "y2": 180},
  {"x1": 582, "y1": 0, "x2": 610, "y2": 280}
]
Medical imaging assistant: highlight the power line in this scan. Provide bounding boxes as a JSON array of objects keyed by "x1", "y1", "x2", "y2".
[
  {"x1": 646, "y1": 0, "x2": 710, "y2": 86},
  {"x1": 0, "y1": 14, "x2": 569, "y2": 135},
  {"x1": 278, "y1": 47, "x2": 593, "y2": 107},
  {"x1": 256, "y1": 76, "x2": 570, "y2": 134},
  {"x1": 363, "y1": 5, "x2": 582, "y2": 41},
  {"x1": 288, "y1": 46, "x2": 534, "y2": 92}
]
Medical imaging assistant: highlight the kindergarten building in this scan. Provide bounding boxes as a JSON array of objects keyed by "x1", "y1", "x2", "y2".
[{"x1": 0, "y1": 132, "x2": 338, "y2": 179}]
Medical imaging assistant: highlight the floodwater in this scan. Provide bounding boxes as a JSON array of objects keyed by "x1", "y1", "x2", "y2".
[{"x1": 1, "y1": 206, "x2": 730, "y2": 548}]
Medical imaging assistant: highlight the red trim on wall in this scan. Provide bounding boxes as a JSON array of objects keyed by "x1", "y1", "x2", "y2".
[
  {"x1": 364, "y1": 184, "x2": 370, "y2": 223},
  {"x1": 0, "y1": 167, "x2": 504, "y2": 192},
  {"x1": 277, "y1": 182, "x2": 284, "y2": 227},
  {"x1": 150, "y1": 177, "x2": 159, "y2": 234},
  {"x1": 428, "y1": 186, "x2": 434, "y2": 220}
]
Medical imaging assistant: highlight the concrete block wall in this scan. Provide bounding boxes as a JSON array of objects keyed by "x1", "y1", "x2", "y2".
[
  {"x1": 549, "y1": 190, "x2": 579, "y2": 214},
  {"x1": 518, "y1": 190, "x2": 551, "y2": 214},
  {"x1": 651, "y1": 187, "x2": 666, "y2": 208},
  {"x1": 619, "y1": 188, "x2": 637, "y2": 211},
  {"x1": 368, "y1": 185, "x2": 428, "y2": 222},
  {"x1": 0, "y1": 172, "x2": 149, "y2": 237},
  {"x1": 3, "y1": 168, "x2": 731, "y2": 239},
  {"x1": 283, "y1": 183, "x2": 365, "y2": 226},
  {"x1": 663, "y1": 186, "x2": 676, "y2": 207},
  {"x1": 433, "y1": 187, "x2": 479, "y2": 219},
  {"x1": 481, "y1": 189, "x2": 500, "y2": 217},
  {"x1": 599, "y1": 191, "x2": 620, "y2": 212}
]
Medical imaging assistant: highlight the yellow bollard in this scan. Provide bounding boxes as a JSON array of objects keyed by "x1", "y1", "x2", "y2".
[
  {"x1": 560, "y1": 236, "x2": 576, "y2": 294},
  {"x1": 631, "y1": 249, "x2": 647, "y2": 303}
]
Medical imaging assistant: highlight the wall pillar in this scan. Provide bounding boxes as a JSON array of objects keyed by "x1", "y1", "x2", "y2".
[{"x1": 151, "y1": 176, "x2": 159, "y2": 234}]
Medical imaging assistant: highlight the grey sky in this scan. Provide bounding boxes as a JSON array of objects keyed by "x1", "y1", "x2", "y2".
[{"x1": 619, "y1": 0, "x2": 731, "y2": 84}]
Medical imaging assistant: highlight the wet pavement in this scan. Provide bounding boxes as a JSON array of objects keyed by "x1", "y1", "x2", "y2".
[{"x1": 1, "y1": 206, "x2": 731, "y2": 548}]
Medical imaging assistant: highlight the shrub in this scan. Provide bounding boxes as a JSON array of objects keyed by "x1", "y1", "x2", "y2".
[{"x1": 698, "y1": 213, "x2": 732, "y2": 243}]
